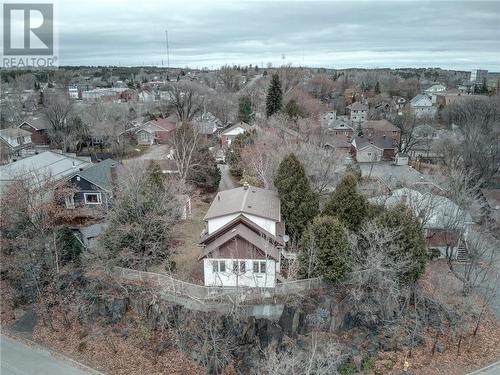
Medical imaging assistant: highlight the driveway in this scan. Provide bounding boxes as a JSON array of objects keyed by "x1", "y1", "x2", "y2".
[
  {"x1": 218, "y1": 164, "x2": 239, "y2": 191},
  {"x1": 0, "y1": 335, "x2": 99, "y2": 375}
]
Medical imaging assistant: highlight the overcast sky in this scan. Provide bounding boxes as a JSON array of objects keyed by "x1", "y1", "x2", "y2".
[{"x1": 56, "y1": 0, "x2": 500, "y2": 70}]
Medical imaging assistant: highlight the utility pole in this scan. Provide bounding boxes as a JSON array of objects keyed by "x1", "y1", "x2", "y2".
[{"x1": 165, "y1": 29, "x2": 170, "y2": 69}]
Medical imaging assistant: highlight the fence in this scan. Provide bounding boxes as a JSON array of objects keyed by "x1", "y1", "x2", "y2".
[{"x1": 112, "y1": 267, "x2": 322, "y2": 303}]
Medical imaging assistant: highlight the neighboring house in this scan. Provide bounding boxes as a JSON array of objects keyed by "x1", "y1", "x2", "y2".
[
  {"x1": 65, "y1": 159, "x2": 119, "y2": 209},
  {"x1": 320, "y1": 111, "x2": 337, "y2": 128},
  {"x1": 326, "y1": 119, "x2": 354, "y2": 138},
  {"x1": 199, "y1": 184, "x2": 285, "y2": 288},
  {"x1": 0, "y1": 151, "x2": 92, "y2": 192},
  {"x1": 193, "y1": 112, "x2": 223, "y2": 137},
  {"x1": 138, "y1": 90, "x2": 155, "y2": 103},
  {"x1": 425, "y1": 84, "x2": 447, "y2": 103},
  {"x1": 220, "y1": 122, "x2": 251, "y2": 146},
  {"x1": 68, "y1": 85, "x2": 79, "y2": 99},
  {"x1": 370, "y1": 188, "x2": 474, "y2": 259},
  {"x1": 410, "y1": 94, "x2": 436, "y2": 118},
  {"x1": 133, "y1": 116, "x2": 177, "y2": 146},
  {"x1": 18, "y1": 116, "x2": 50, "y2": 145},
  {"x1": 119, "y1": 89, "x2": 137, "y2": 102},
  {"x1": 351, "y1": 135, "x2": 398, "y2": 162},
  {"x1": 323, "y1": 137, "x2": 352, "y2": 155},
  {"x1": 362, "y1": 119, "x2": 401, "y2": 144},
  {"x1": 393, "y1": 97, "x2": 407, "y2": 111},
  {"x1": 0, "y1": 128, "x2": 34, "y2": 165},
  {"x1": 347, "y1": 102, "x2": 368, "y2": 124}
]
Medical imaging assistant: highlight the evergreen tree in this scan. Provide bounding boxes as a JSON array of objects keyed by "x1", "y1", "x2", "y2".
[
  {"x1": 323, "y1": 174, "x2": 368, "y2": 231},
  {"x1": 56, "y1": 226, "x2": 82, "y2": 265},
  {"x1": 238, "y1": 95, "x2": 253, "y2": 123},
  {"x1": 274, "y1": 154, "x2": 319, "y2": 242},
  {"x1": 284, "y1": 98, "x2": 302, "y2": 120},
  {"x1": 299, "y1": 216, "x2": 349, "y2": 283},
  {"x1": 377, "y1": 204, "x2": 427, "y2": 284},
  {"x1": 480, "y1": 78, "x2": 489, "y2": 94},
  {"x1": 374, "y1": 81, "x2": 381, "y2": 94},
  {"x1": 266, "y1": 73, "x2": 282, "y2": 117}
]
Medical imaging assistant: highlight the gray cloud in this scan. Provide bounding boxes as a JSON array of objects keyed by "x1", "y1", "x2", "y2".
[{"x1": 56, "y1": 0, "x2": 500, "y2": 70}]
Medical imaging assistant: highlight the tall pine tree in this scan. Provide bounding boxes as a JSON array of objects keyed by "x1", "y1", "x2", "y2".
[
  {"x1": 274, "y1": 154, "x2": 319, "y2": 243},
  {"x1": 299, "y1": 216, "x2": 349, "y2": 283},
  {"x1": 238, "y1": 95, "x2": 252, "y2": 123},
  {"x1": 323, "y1": 174, "x2": 368, "y2": 231},
  {"x1": 266, "y1": 73, "x2": 282, "y2": 117}
]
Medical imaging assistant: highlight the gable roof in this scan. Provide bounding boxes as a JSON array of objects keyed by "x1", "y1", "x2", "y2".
[
  {"x1": 71, "y1": 159, "x2": 119, "y2": 191},
  {"x1": 205, "y1": 186, "x2": 280, "y2": 221},
  {"x1": 200, "y1": 214, "x2": 283, "y2": 246},
  {"x1": 220, "y1": 121, "x2": 251, "y2": 135},
  {"x1": 199, "y1": 221, "x2": 280, "y2": 261},
  {"x1": 20, "y1": 116, "x2": 50, "y2": 130},
  {"x1": 0, "y1": 128, "x2": 32, "y2": 148},
  {"x1": 353, "y1": 135, "x2": 397, "y2": 151},
  {"x1": 363, "y1": 119, "x2": 399, "y2": 133},
  {"x1": 410, "y1": 94, "x2": 432, "y2": 107}
]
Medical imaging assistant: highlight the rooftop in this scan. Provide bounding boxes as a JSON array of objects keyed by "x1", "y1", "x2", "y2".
[
  {"x1": 0, "y1": 151, "x2": 91, "y2": 190},
  {"x1": 71, "y1": 158, "x2": 119, "y2": 191},
  {"x1": 0, "y1": 127, "x2": 32, "y2": 139},
  {"x1": 347, "y1": 102, "x2": 368, "y2": 111},
  {"x1": 363, "y1": 119, "x2": 399, "y2": 133},
  {"x1": 205, "y1": 185, "x2": 280, "y2": 222}
]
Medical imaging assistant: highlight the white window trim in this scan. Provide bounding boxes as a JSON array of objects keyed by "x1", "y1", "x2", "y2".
[{"x1": 84, "y1": 192, "x2": 102, "y2": 205}]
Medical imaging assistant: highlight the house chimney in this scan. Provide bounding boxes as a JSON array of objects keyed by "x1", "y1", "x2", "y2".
[{"x1": 243, "y1": 182, "x2": 249, "y2": 190}]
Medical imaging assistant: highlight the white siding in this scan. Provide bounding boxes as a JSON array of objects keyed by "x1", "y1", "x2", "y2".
[
  {"x1": 203, "y1": 258, "x2": 276, "y2": 288},
  {"x1": 223, "y1": 126, "x2": 247, "y2": 137},
  {"x1": 207, "y1": 213, "x2": 277, "y2": 235},
  {"x1": 356, "y1": 145, "x2": 382, "y2": 162},
  {"x1": 207, "y1": 213, "x2": 239, "y2": 234}
]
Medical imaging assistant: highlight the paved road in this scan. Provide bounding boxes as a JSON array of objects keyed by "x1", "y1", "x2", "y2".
[
  {"x1": 218, "y1": 164, "x2": 239, "y2": 191},
  {"x1": 467, "y1": 361, "x2": 500, "y2": 375},
  {"x1": 0, "y1": 335, "x2": 96, "y2": 375}
]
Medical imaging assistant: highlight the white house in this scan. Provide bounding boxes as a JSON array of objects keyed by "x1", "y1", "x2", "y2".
[
  {"x1": 199, "y1": 184, "x2": 285, "y2": 288},
  {"x1": 410, "y1": 94, "x2": 436, "y2": 118},
  {"x1": 347, "y1": 102, "x2": 368, "y2": 124},
  {"x1": 220, "y1": 122, "x2": 251, "y2": 146},
  {"x1": 425, "y1": 84, "x2": 447, "y2": 104}
]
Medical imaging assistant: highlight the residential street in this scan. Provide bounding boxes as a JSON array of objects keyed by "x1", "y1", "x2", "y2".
[
  {"x1": 468, "y1": 361, "x2": 500, "y2": 375},
  {"x1": 0, "y1": 335, "x2": 97, "y2": 375}
]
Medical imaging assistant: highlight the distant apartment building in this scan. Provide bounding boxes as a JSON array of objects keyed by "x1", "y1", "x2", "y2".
[
  {"x1": 470, "y1": 69, "x2": 488, "y2": 82},
  {"x1": 68, "y1": 85, "x2": 79, "y2": 99}
]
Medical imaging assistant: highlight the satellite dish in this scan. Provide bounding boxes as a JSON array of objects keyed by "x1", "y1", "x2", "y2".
[{"x1": 283, "y1": 235, "x2": 290, "y2": 243}]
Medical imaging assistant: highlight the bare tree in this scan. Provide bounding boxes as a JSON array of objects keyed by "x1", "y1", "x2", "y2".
[
  {"x1": 169, "y1": 123, "x2": 201, "y2": 184},
  {"x1": 43, "y1": 92, "x2": 75, "y2": 151},
  {"x1": 217, "y1": 65, "x2": 241, "y2": 92},
  {"x1": 166, "y1": 82, "x2": 205, "y2": 123},
  {"x1": 255, "y1": 332, "x2": 345, "y2": 375}
]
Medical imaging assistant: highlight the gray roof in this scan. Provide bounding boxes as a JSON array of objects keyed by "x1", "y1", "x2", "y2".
[
  {"x1": 205, "y1": 186, "x2": 280, "y2": 221},
  {"x1": 348, "y1": 102, "x2": 368, "y2": 111},
  {"x1": 0, "y1": 151, "x2": 91, "y2": 190},
  {"x1": 20, "y1": 116, "x2": 50, "y2": 130},
  {"x1": 353, "y1": 135, "x2": 397, "y2": 150},
  {"x1": 0, "y1": 128, "x2": 32, "y2": 139},
  {"x1": 73, "y1": 159, "x2": 118, "y2": 191},
  {"x1": 410, "y1": 94, "x2": 431, "y2": 106}
]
